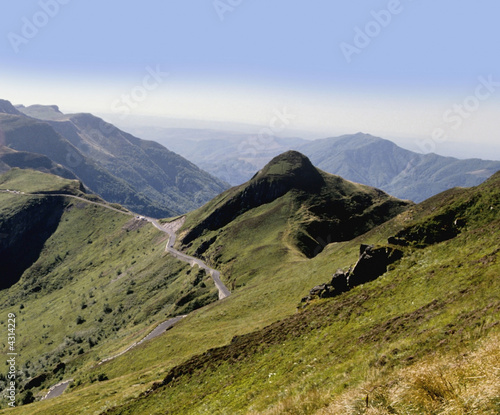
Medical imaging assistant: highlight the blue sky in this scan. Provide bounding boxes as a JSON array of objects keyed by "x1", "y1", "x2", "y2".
[{"x1": 1, "y1": 1, "x2": 499, "y2": 158}]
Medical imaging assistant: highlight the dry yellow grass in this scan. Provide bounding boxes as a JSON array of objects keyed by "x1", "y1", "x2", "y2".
[
  {"x1": 318, "y1": 333, "x2": 500, "y2": 415},
  {"x1": 248, "y1": 333, "x2": 500, "y2": 415}
]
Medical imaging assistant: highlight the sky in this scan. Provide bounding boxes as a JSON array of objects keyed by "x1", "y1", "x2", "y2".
[{"x1": 1, "y1": 0, "x2": 499, "y2": 159}]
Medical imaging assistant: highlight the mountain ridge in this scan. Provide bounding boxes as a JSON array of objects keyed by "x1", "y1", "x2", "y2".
[
  {"x1": 297, "y1": 132, "x2": 500, "y2": 202},
  {"x1": 139, "y1": 127, "x2": 500, "y2": 203},
  {"x1": 1, "y1": 100, "x2": 230, "y2": 216}
]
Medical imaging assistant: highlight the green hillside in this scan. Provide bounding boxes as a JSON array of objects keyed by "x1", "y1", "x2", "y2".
[
  {"x1": 179, "y1": 151, "x2": 410, "y2": 269},
  {"x1": 1, "y1": 166, "x2": 498, "y2": 415},
  {"x1": 99, "y1": 170, "x2": 500, "y2": 414},
  {"x1": 0, "y1": 170, "x2": 218, "y2": 408}
]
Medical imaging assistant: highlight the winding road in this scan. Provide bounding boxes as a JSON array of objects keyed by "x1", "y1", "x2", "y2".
[
  {"x1": 1, "y1": 189, "x2": 230, "y2": 400},
  {"x1": 150, "y1": 219, "x2": 231, "y2": 300}
]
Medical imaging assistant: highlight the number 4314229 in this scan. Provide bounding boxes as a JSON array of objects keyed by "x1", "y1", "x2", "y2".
[{"x1": 8, "y1": 313, "x2": 15, "y2": 351}]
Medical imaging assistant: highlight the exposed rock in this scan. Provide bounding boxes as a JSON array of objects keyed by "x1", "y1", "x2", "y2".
[
  {"x1": 302, "y1": 244, "x2": 403, "y2": 302},
  {"x1": 388, "y1": 210, "x2": 468, "y2": 247},
  {"x1": 348, "y1": 245, "x2": 403, "y2": 288}
]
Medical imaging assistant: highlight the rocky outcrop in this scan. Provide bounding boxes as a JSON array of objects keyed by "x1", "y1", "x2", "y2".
[
  {"x1": 388, "y1": 210, "x2": 467, "y2": 248},
  {"x1": 303, "y1": 244, "x2": 403, "y2": 302}
]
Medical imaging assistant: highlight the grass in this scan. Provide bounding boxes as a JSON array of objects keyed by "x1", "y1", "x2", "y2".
[
  {"x1": 98, "y1": 212, "x2": 500, "y2": 414},
  {"x1": 0, "y1": 171, "x2": 219, "y2": 408},
  {"x1": 0, "y1": 168, "x2": 83, "y2": 195},
  {"x1": 0, "y1": 170, "x2": 498, "y2": 414}
]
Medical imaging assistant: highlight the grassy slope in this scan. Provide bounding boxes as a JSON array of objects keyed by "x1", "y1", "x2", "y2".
[
  {"x1": 97, "y1": 174, "x2": 500, "y2": 414},
  {"x1": 0, "y1": 168, "x2": 83, "y2": 195},
  {"x1": 3, "y1": 172, "x2": 498, "y2": 414},
  {"x1": 0, "y1": 171, "x2": 218, "y2": 408}
]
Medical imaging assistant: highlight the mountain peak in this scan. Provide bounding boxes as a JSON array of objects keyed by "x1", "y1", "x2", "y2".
[
  {"x1": 253, "y1": 151, "x2": 324, "y2": 190},
  {"x1": 0, "y1": 99, "x2": 21, "y2": 115},
  {"x1": 17, "y1": 104, "x2": 66, "y2": 121}
]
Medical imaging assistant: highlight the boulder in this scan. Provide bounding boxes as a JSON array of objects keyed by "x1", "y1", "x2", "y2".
[
  {"x1": 303, "y1": 244, "x2": 403, "y2": 303},
  {"x1": 347, "y1": 245, "x2": 403, "y2": 288}
]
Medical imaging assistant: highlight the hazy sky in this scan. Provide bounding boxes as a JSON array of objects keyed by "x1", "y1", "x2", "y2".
[{"x1": 1, "y1": 1, "x2": 499, "y2": 158}]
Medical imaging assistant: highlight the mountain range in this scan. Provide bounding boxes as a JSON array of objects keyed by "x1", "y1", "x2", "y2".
[
  {"x1": 0, "y1": 100, "x2": 228, "y2": 217},
  {"x1": 0, "y1": 97, "x2": 499, "y2": 414},
  {"x1": 133, "y1": 125, "x2": 500, "y2": 203}
]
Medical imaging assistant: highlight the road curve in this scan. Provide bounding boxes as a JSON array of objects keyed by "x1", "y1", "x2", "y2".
[
  {"x1": 1, "y1": 190, "x2": 230, "y2": 298},
  {"x1": 98, "y1": 315, "x2": 187, "y2": 365},
  {"x1": 149, "y1": 219, "x2": 230, "y2": 299},
  {"x1": 42, "y1": 379, "x2": 73, "y2": 400}
]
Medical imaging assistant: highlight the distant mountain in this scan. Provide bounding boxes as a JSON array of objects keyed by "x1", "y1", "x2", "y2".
[
  {"x1": 130, "y1": 127, "x2": 500, "y2": 203},
  {"x1": 180, "y1": 151, "x2": 411, "y2": 259},
  {"x1": 0, "y1": 99, "x2": 22, "y2": 115},
  {"x1": 0, "y1": 100, "x2": 229, "y2": 216},
  {"x1": 120, "y1": 125, "x2": 308, "y2": 185},
  {"x1": 130, "y1": 127, "x2": 500, "y2": 202},
  {"x1": 0, "y1": 111, "x2": 171, "y2": 217},
  {"x1": 297, "y1": 133, "x2": 500, "y2": 202}
]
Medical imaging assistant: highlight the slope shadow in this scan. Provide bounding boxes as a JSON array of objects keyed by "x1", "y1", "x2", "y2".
[{"x1": 0, "y1": 196, "x2": 66, "y2": 290}]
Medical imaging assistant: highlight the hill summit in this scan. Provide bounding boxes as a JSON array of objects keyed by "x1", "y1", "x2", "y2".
[
  {"x1": 252, "y1": 150, "x2": 323, "y2": 187},
  {"x1": 180, "y1": 151, "x2": 411, "y2": 258}
]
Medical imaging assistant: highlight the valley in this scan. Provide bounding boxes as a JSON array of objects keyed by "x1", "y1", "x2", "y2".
[{"x1": 1, "y1": 151, "x2": 498, "y2": 414}]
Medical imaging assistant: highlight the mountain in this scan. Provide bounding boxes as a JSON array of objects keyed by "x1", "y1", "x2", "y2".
[
  {"x1": 297, "y1": 133, "x2": 500, "y2": 202},
  {"x1": 134, "y1": 126, "x2": 500, "y2": 203},
  {"x1": 0, "y1": 111, "x2": 172, "y2": 217},
  {"x1": 1, "y1": 100, "x2": 229, "y2": 217},
  {"x1": 179, "y1": 150, "x2": 411, "y2": 284},
  {"x1": 17, "y1": 104, "x2": 230, "y2": 214},
  {"x1": 0, "y1": 99, "x2": 22, "y2": 115},
  {"x1": 118, "y1": 125, "x2": 308, "y2": 185}
]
